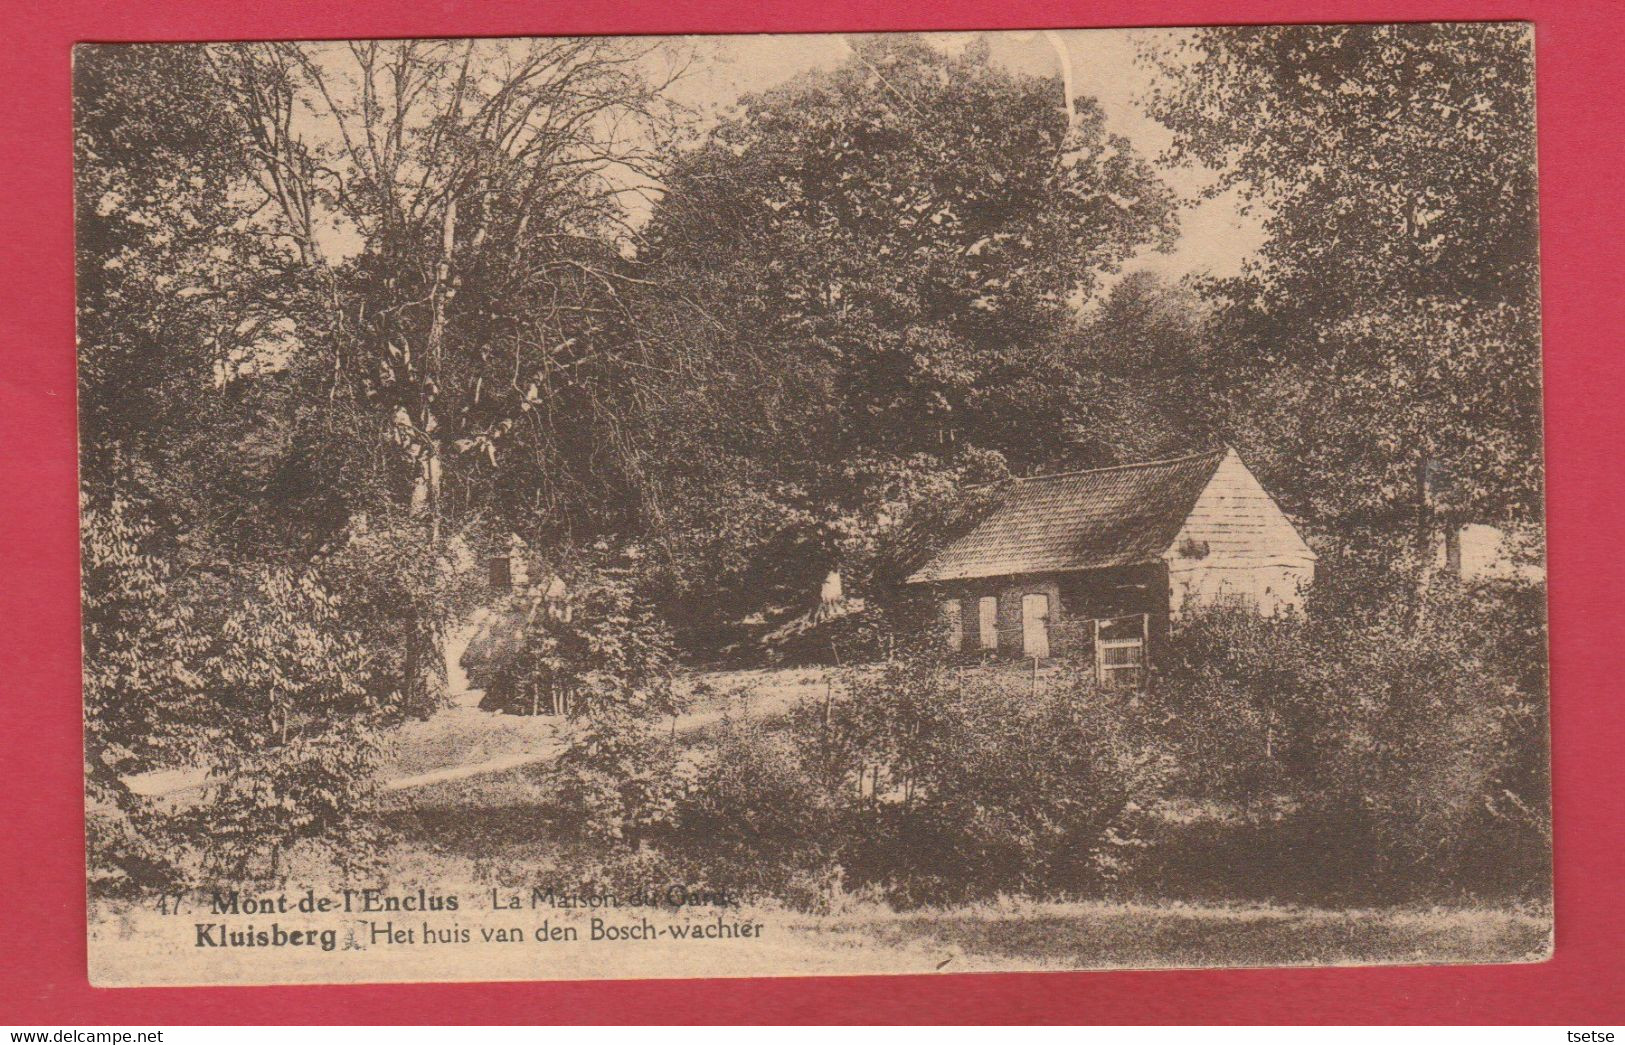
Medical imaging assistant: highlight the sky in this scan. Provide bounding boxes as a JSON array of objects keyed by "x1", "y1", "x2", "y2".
[
  {"x1": 662, "y1": 29, "x2": 1266, "y2": 289},
  {"x1": 298, "y1": 30, "x2": 1265, "y2": 294}
]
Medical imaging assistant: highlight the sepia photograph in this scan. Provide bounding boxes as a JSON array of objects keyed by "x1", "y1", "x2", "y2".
[{"x1": 74, "y1": 23, "x2": 1550, "y2": 988}]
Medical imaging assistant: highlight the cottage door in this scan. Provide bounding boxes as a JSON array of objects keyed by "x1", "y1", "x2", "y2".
[{"x1": 1021, "y1": 593, "x2": 1050, "y2": 659}]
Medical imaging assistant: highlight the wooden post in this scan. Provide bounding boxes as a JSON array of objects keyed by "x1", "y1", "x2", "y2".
[
  {"x1": 1141, "y1": 611, "x2": 1151, "y2": 692},
  {"x1": 1092, "y1": 618, "x2": 1102, "y2": 687},
  {"x1": 1031, "y1": 656, "x2": 1039, "y2": 699}
]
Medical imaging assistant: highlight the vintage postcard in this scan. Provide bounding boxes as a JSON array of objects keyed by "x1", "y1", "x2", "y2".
[{"x1": 76, "y1": 23, "x2": 1550, "y2": 987}]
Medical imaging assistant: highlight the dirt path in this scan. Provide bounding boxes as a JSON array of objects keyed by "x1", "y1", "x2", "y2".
[
  {"x1": 385, "y1": 670, "x2": 830, "y2": 790},
  {"x1": 380, "y1": 701, "x2": 738, "y2": 792},
  {"x1": 381, "y1": 744, "x2": 565, "y2": 791},
  {"x1": 127, "y1": 666, "x2": 832, "y2": 800}
]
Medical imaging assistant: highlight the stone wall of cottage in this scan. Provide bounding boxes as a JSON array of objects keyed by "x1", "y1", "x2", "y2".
[
  {"x1": 940, "y1": 577, "x2": 1059, "y2": 657},
  {"x1": 937, "y1": 564, "x2": 1171, "y2": 663}
]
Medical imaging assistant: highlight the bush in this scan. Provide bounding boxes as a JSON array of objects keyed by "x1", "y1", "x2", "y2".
[
  {"x1": 479, "y1": 558, "x2": 681, "y2": 719},
  {"x1": 322, "y1": 512, "x2": 480, "y2": 723},
  {"x1": 1302, "y1": 581, "x2": 1549, "y2": 898},
  {"x1": 1145, "y1": 602, "x2": 1318, "y2": 810},
  {"x1": 184, "y1": 567, "x2": 381, "y2": 881},
  {"x1": 835, "y1": 656, "x2": 1167, "y2": 905},
  {"x1": 663, "y1": 653, "x2": 1162, "y2": 908},
  {"x1": 669, "y1": 716, "x2": 844, "y2": 908},
  {"x1": 81, "y1": 496, "x2": 202, "y2": 892},
  {"x1": 83, "y1": 501, "x2": 384, "y2": 890},
  {"x1": 1147, "y1": 574, "x2": 1550, "y2": 902},
  {"x1": 498, "y1": 552, "x2": 693, "y2": 851},
  {"x1": 548, "y1": 711, "x2": 689, "y2": 850}
]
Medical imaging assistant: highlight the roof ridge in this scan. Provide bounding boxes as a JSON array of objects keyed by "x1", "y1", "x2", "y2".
[{"x1": 1011, "y1": 446, "x2": 1226, "y2": 485}]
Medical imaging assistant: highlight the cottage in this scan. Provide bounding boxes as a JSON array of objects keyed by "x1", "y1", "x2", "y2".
[{"x1": 905, "y1": 447, "x2": 1315, "y2": 686}]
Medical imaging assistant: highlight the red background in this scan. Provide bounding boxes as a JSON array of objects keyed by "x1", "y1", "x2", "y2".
[{"x1": 2, "y1": 0, "x2": 1621, "y2": 1025}]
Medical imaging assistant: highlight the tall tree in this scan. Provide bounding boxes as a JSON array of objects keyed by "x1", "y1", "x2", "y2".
[
  {"x1": 195, "y1": 40, "x2": 688, "y2": 702},
  {"x1": 75, "y1": 45, "x2": 275, "y2": 505},
  {"x1": 634, "y1": 35, "x2": 1177, "y2": 624},
  {"x1": 1142, "y1": 23, "x2": 1542, "y2": 578},
  {"x1": 1064, "y1": 270, "x2": 1220, "y2": 462},
  {"x1": 75, "y1": 42, "x2": 690, "y2": 881}
]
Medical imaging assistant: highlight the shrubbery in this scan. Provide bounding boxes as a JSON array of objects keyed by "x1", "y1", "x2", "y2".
[
  {"x1": 84, "y1": 497, "x2": 386, "y2": 890},
  {"x1": 183, "y1": 568, "x2": 381, "y2": 881},
  {"x1": 549, "y1": 713, "x2": 689, "y2": 850},
  {"x1": 478, "y1": 551, "x2": 695, "y2": 852},
  {"x1": 478, "y1": 555, "x2": 681, "y2": 721},
  {"x1": 82, "y1": 496, "x2": 200, "y2": 892},
  {"x1": 656, "y1": 653, "x2": 1168, "y2": 909},
  {"x1": 633, "y1": 568, "x2": 1548, "y2": 909},
  {"x1": 1146, "y1": 573, "x2": 1549, "y2": 901},
  {"x1": 91, "y1": 491, "x2": 1544, "y2": 910},
  {"x1": 831, "y1": 657, "x2": 1168, "y2": 905},
  {"x1": 667, "y1": 715, "x2": 845, "y2": 908}
]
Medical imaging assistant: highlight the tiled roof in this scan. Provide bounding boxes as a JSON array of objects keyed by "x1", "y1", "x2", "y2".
[{"x1": 905, "y1": 450, "x2": 1227, "y2": 583}]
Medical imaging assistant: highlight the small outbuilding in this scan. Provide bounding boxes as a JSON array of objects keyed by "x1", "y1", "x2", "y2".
[{"x1": 905, "y1": 447, "x2": 1315, "y2": 686}]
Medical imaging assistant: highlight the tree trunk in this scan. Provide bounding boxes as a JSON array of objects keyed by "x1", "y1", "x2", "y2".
[
  {"x1": 401, "y1": 198, "x2": 460, "y2": 709},
  {"x1": 1413, "y1": 459, "x2": 1470, "y2": 632},
  {"x1": 402, "y1": 612, "x2": 446, "y2": 717},
  {"x1": 416, "y1": 197, "x2": 457, "y2": 545},
  {"x1": 1413, "y1": 455, "x2": 1444, "y2": 624}
]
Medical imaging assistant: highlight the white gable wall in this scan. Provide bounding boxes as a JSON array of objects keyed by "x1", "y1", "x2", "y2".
[{"x1": 1162, "y1": 449, "x2": 1317, "y2": 619}]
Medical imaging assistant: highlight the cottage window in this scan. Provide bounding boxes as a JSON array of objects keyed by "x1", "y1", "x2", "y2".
[
  {"x1": 1021, "y1": 593, "x2": 1051, "y2": 659},
  {"x1": 978, "y1": 596, "x2": 998, "y2": 650},
  {"x1": 1094, "y1": 613, "x2": 1148, "y2": 689}
]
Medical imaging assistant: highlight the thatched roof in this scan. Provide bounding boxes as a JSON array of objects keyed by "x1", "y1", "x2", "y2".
[{"x1": 905, "y1": 450, "x2": 1227, "y2": 583}]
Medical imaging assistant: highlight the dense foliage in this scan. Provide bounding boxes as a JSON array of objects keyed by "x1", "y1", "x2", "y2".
[
  {"x1": 630, "y1": 35, "x2": 1178, "y2": 634},
  {"x1": 82, "y1": 496, "x2": 382, "y2": 887},
  {"x1": 1147, "y1": 573, "x2": 1549, "y2": 900},
  {"x1": 636, "y1": 568, "x2": 1547, "y2": 909},
  {"x1": 479, "y1": 556, "x2": 681, "y2": 719},
  {"x1": 76, "y1": 29, "x2": 1548, "y2": 906},
  {"x1": 657, "y1": 656, "x2": 1166, "y2": 908},
  {"x1": 1142, "y1": 23, "x2": 1543, "y2": 572},
  {"x1": 469, "y1": 551, "x2": 691, "y2": 849},
  {"x1": 81, "y1": 496, "x2": 202, "y2": 891},
  {"x1": 184, "y1": 568, "x2": 380, "y2": 880},
  {"x1": 76, "y1": 39, "x2": 685, "y2": 884}
]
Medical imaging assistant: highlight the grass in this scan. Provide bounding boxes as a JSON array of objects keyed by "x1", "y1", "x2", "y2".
[
  {"x1": 94, "y1": 664, "x2": 1552, "y2": 985},
  {"x1": 383, "y1": 695, "x2": 561, "y2": 779},
  {"x1": 381, "y1": 665, "x2": 835, "y2": 781},
  {"x1": 819, "y1": 899, "x2": 1551, "y2": 972}
]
